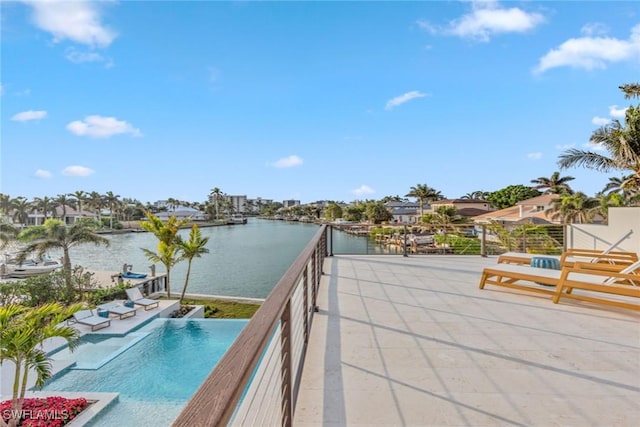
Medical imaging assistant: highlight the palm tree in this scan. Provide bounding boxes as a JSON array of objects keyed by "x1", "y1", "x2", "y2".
[
  {"x1": 462, "y1": 191, "x2": 490, "y2": 200},
  {"x1": 103, "y1": 191, "x2": 120, "y2": 229},
  {"x1": 68, "y1": 190, "x2": 87, "y2": 216},
  {"x1": 140, "y1": 212, "x2": 189, "y2": 298},
  {"x1": 11, "y1": 197, "x2": 31, "y2": 226},
  {"x1": 17, "y1": 219, "x2": 109, "y2": 298},
  {"x1": 54, "y1": 194, "x2": 73, "y2": 224},
  {"x1": 0, "y1": 221, "x2": 19, "y2": 250},
  {"x1": 0, "y1": 193, "x2": 12, "y2": 221},
  {"x1": 558, "y1": 83, "x2": 640, "y2": 193},
  {"x1": 86, "y1": 191, "x2": 104, "y2": 224},
  {"x1": 209, "y1": 187, "x2": 223, "y2": 220},
  {"x1": 546, "y1": 192, "x2": 600, "y2": 224},
  {"x1": 0, "y1": 303, "x2": 81, "y2": 427},
  {"x1": 32, "y1": 196, "x2": 55, "y2": 223},
  {"x1": 178, "y1": 225, "x2": 210, "y2": 302},
  {"x1": 406, "y1": 183, "x2": 442, "y2": 217},
  {"x1": 530, "y1": 171, "x2": 575, "y2": 195}
]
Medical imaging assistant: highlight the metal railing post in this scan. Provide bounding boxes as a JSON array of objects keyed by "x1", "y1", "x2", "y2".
[
  {"x1": 481, "y1": 225, "x2": 487, "y2": 257},
  {"x1": 403, "y1": 225, "x2": 408, "y2": 257},
  {"x1": 329, "y1": 225, "x2": 334, "y2": 257},
  {"x1": 281, "y1": 300, "x2": 292, "y2": 427}
]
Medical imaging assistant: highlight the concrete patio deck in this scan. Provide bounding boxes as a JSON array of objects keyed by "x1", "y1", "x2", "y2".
[{"x1": 294, "y1": 255, "x2": 640, "y2": 426}]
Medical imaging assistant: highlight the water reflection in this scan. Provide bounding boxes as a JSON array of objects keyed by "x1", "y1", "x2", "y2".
[{"x1": 50, "y1": 219, "x2": 320, "y2": 298}]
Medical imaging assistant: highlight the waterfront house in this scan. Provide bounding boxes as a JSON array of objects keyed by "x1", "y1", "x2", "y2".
[
  {"x1": 430, "y1": 198, "x2": 493, "y2": 219},
  {"x1": 471, "y1": 194, "x2": 560, "y2": 227},
  {"x1": 385, "y1": 201, "x2": 420, "y2": 223}
]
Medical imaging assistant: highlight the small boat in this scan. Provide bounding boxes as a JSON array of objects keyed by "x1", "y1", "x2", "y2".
[
  {"x1": 226, "y1": 214, "x2": 248, "y2": 225},
  {"x1": 1, "y1": 257, "x2": 63, "y2": 278},
  {"x1": 122, "y1": 271, "x2": 147, "y2": 279}
]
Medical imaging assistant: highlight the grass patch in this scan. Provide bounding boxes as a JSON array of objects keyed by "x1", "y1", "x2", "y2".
[{"x1": 181, "y1": 298, "x2": 261, "y2": 319}]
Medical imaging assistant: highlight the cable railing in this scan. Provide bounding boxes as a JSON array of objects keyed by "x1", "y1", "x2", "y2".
[
  {"x1": 328, "y1": 223, "x2": 568, "y2": 256},
  {"x1": 172, "y1": 225, "x2": 327, "y2": 427}
]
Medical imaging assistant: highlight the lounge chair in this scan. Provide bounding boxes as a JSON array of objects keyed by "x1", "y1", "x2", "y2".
[
  {"x1": 497, "y1": 248, "x2": 638, "y2": 268},
  {"x1": 125, "y1": 287, "x2": 160, "y2": 311},
  {"x1": 497, "y1": 230, "x2": 635, "y2": 267},
  {"x1": 479, "y1": 261, "x2": 640, "y2": 311},
  {"x1": 68, "y1": 309, "x2": 111, "y2": 331},
  {"x1": 97, "y1": 301, "x2": 137, "y2": 319}
]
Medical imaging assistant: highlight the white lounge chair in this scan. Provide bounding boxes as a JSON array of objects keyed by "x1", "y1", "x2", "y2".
[
  {"x1": 125, "y1": 287, "x2": 160, "y2": 311},
  {"x1": 97, "y1": 300, "x2": 137, "y2": 319},
  {"x1": 68, "y1": 309, "x2": 111, "y2": 331}
]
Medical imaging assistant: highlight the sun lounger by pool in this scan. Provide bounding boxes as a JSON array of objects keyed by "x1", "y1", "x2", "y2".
[
  {"x1": 125, "y1": 287, "x2": 160, "y2": 311},
  {"x1": 97, "y1": 301, "x2": 137, "y2": 319},
  {"x1": 68, "y1": 309, "x2": 111, "y2": 331},
  {"x1": 479, "y1": 261, "x2": 640, "y2": 311}
]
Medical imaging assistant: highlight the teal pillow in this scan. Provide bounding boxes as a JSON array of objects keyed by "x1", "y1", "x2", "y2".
[
  {"x1": 97, "y1": 310, "x2": 109, "y2": 318},
  {"x1": 124, "y1": 300, "x2": 135, "y2": 308}
]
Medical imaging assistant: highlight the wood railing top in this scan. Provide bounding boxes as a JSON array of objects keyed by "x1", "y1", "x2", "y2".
[{"x1": 172, "y1": 225, "x2": 326, "y2": 427}]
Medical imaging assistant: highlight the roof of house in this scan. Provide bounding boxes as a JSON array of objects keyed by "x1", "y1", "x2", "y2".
[
  {"x1": 472, "y1": 194, "x2": 560, "y2": 224},
  {"x1": 432, "y1": 198, "x2": 489, "y2": 205}
]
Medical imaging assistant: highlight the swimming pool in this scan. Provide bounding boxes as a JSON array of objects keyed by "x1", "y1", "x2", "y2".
[{"x1": 42, "y1": 318, "x2": 248, "y2": 426}]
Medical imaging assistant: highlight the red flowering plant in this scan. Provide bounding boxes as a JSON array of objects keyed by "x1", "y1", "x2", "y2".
[
  {"x1": 0, "y1": 303, "x2": 82, "y2": 427},
  {"x1": 1, "y1": 396, "x2": 88, "y2": 427}
]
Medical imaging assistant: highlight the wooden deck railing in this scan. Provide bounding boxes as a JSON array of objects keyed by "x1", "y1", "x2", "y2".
[{"x1": 172, "y1": 225, "x2": 327, "y2": 427}]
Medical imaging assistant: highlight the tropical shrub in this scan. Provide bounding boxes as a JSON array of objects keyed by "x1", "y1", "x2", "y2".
[{"x1": 0, "y1": 267, "x2": 100, "y2": 307}]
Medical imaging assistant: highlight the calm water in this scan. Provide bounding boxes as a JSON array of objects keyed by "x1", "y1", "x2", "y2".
[
  {"x1": 43, "y1": 318, "x2": 248, "y2": 426},
  {"x1": 57, "y1": 219, "x2": 323, "y2": 298}
]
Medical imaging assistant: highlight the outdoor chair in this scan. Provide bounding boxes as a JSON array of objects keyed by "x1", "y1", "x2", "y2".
[
  {"x1": 97, "y1": 300, "x2": 137, "y2": 319},
  {"x1": 125, "y1": 287, "x2": 160, "y2": 311},
  {"x1": 497, "y1": 229, "x2": 635, "y2": 267},
  {"x1": 68, "y1": 309, "x2": 111, "y2": 331},
  {"x1": 497, "y1": 248, "x2": 639, "y2": 268},
  {"x1": 479, "y1": 260, "x2": 640, "y2": 311}
]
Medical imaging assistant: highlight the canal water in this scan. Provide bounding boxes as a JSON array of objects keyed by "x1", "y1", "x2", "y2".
[{"x1": 59, "y1": 219, "x2": 370, "y2": 299}]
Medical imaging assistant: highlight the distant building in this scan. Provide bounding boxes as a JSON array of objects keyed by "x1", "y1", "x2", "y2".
[
  {"x1": 156, "y1": 206, "x2": 207, "y2": 221},
  {"x1": 283, "y1": 200, "x2": 301, "y2": 208},
  {"x1": 385, "y1": 201, "x2": 420, "y2": 224},
  {"x1": 227, "y1": 195, "x2": 248, "y2": 214},
  {"x1": 247, "y1": 197, "x2": 273, "y2": 213}
]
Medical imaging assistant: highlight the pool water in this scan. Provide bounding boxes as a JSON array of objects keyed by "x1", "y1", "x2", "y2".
[
  {"x1": 50, "y1": 333, "x2": 149, "y2": 370},
  {"x1": 42, "y1": 318, "x2": 248, "y2": 426}
]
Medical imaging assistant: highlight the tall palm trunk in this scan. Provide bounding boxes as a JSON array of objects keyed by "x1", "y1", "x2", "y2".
[{"x1": 180, "y1": 260, "x2": 193, "y2": 302}]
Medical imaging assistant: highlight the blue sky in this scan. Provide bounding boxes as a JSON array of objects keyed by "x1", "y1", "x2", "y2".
[{"x1": 2, "y1": 0, "x2": 639, "y2": 204}]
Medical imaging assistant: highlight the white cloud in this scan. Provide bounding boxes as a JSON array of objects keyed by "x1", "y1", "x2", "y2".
[
  {"x1": 65, "y1": 47, "x2": 112, "y2": 66},
  {"x1": 23, "y1": 0, "x2": 116, "y2": 47},
  {"x1": 351, "y1": 185, "x2": 375, "y2": 196},
  {"x1": 609, "y1": 105, "x2": 627, "y2": 118},
  {"x1": 581, "y1": 23, "x2": 609, "y2": 37},
  {"x1": 555, "y1": 144, "x2": 574, "y2": 151},
  {"x1": 385, "y1": 91, "x2": 427, "y2": 110},
  {"x1": 0, "y1": 83, "x2": 3, "y2": 95},
  {"x1": 592, "y1": 116, "x2": 611, "y2": 126},
  {"x1": 11, "y1": 110, "x2": 47, "y2": 122},
  {"x1": 66, "y1": 115, "x2": 142, "y2": 138},
  {"x1": 429, "y1": 1, "x2": 545, "y2": 42},
  {"x1": 34, "y1": 169, "x2": 52, "y2": 179},
  {"x1": 527, "y1": 152, "x2": 542, "y2": 160},
  {"x1": 270, "y1": 155, "x2": 303, "y2": 168},
  {"x1": 534, "y1": 24, "x2": 640, "y2": 74},
  {"x1": 62, "y1": 165, "x2": 94, "y2": 177}
]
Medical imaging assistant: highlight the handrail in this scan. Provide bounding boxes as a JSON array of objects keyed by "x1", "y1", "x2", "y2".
[{"x1": 173, "y1": 225, "x2": 327, "y2": 426}]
